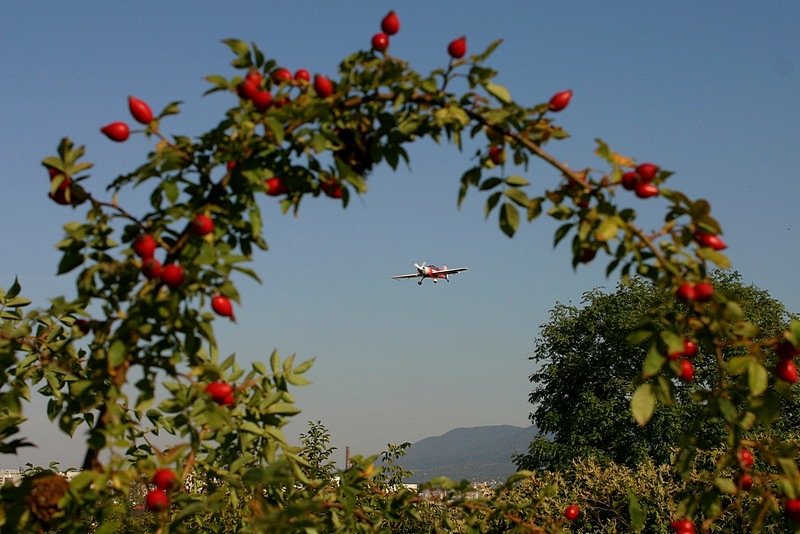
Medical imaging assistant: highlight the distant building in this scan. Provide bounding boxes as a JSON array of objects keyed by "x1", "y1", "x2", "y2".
[
  {"x1": 0, "y1": 469, "x2": 23, "y2": 486},
  {"x1": 0, "y1": 469, "x2": 81, "y2": 487}
]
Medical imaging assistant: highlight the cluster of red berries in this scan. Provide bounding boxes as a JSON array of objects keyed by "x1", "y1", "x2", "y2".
[
  {"x1": 371, "y1": 11, "x2": 399, "y2": 53},
  {"x1": 145, "y1": 467, "x2": 178, "y2": 512},
  {"x1": 668, "y1": 338, "x2": 699, "y2": 382},
  {"x1": 775, "y1": 339, "x2": 800, "y2": 383},
  {"x1": 236, "y1": 62, "x2": 332, "y2": 106},
  {"x1": 132, "y1": 230, "x2": 235, "y2": 320},
  {"x1": 100, "y1": 96, "x2": 153, "y2": 142},
  {"x1": 621, "y1": 162, "x2": 660, "y2": 199},
  {"x1": 735, "y1": 447, "x2": 755, "y2": 494},
  {"x1": 675, "y1": 280, "x2": 714, "y2": 305}
]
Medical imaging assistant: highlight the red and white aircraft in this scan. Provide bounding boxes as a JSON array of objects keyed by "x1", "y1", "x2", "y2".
[{"x1": 391, "y1": 262, "x2": 468, "y2": 285}]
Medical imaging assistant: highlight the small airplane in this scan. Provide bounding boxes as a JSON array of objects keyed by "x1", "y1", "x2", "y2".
[{"x1": 391, "y1": 262, "x2": 468, "y2": 285}]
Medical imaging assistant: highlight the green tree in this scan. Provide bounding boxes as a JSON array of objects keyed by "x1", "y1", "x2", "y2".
[
  {"x1": 299, "y1": 420, "x2": 337, "y2": 482},
  {"x1": 515, "y1": 271, "x2": 797, "y2": 472}
]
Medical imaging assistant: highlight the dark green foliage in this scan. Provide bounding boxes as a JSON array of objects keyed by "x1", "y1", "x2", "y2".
[{"x1": 516, "y1": 272, "x2": 796, "y2": 472}]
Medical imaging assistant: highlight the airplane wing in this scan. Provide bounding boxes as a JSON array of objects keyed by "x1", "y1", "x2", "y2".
[
  {"x1": 391, "y1": 273, "x2": 420, "y2": 279},
  {"x1": 434, "y1": 267, "x2": 468, "y2": 275}
]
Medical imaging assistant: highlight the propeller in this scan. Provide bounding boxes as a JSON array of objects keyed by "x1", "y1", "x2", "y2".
[{"x1": 414, "y1": 261, "x2": 426, "y2": 273}]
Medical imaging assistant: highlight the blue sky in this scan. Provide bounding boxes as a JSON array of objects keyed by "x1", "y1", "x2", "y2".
[{"x1": 1, "y1": 2, "x2": 799, "y2": 468}]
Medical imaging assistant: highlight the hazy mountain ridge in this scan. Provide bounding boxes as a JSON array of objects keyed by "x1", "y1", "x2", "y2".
[{"x1": 397, "y1": 425, "x2": 538, "y2": 483}]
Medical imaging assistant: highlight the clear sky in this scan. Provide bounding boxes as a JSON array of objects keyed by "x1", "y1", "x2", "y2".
[{"x1": 1, "y1": 2, "x2": 799, "y2": 469}]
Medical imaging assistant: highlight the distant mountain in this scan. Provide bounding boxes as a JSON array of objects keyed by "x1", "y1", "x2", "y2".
[{"x1": 396, "y1": 425, "x2": 538, "y2": 483}]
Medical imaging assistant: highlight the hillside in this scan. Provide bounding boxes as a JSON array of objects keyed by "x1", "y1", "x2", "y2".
[{"x1": 396, "y1": 425, "x2": 538, "y2": 483}]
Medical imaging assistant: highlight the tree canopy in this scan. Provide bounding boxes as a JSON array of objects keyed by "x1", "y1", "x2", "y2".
[{"x1": 516, "y1": 271, "x2": 797, "y2": 472}]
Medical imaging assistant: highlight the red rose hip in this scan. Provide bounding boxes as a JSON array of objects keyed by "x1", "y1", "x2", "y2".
[
  {"x1": 621, "y1": 171, "x2": 640, "y2": 191},
  {"x1": 205, "y1": 381, "x2": 235, "y2": 406},
  {"x1": 321, "y1": 179, "x2": 343, "y2": 199},
  {"x1": 128, "y1": 96, "x2": 153, "y2": 124},
  {"x1": 564, "y1": 503, "x2": 580, "y2": 521},
  {"x1": 738, "y1": 447, "x2": 754, "y2": 469},
  {"x1": 191, "y1": 214, "x2": 214, "y2": 236},
  {"x1": 294, "y1": 69, "x2": 311, "y2": 83},
  {"x1": 160, "y1": 264, "x2": 185, "y2": 288},
  {"x1": 679, "y1": 359, "x2": 694, "y2": 382},
  {"x1": 314, "y1": 74, "x2": 333, "y2": 98},
  {"x1": 488, "y1": 145, "x2": 505, "y2": 165},
  {"x1": 693, "y1": 231, "x2": 727, "y2": 251},
  {"x1": 133, "y1": 234, "x2": 157, "y2": 259},
  {"x1": 693, "y1": 281, "x2": 714, "y2": 302},
  {"x1": 145, "y1": 489, "x2": 169, "y2": 511},
  {"x1": 548, "y1": 89, "x2": 573, "y2": 112},
  {"x1": 265, "y1": 176, "x2": 288, "y2": 196},
  {"x1": 372, "y1": 32, "x2": 390, "y2": 52},
  {"x1": 100, "y1": 122, "x2": 130, "y2": 142},
  {"x1": 141, "y1": 258, "x2": 162, "y2": 280},
  {"x1": 675, "y1": 283, "x2": 696, "y2": 304},
  {"x1": 152, "y1": 468, "x2": 177, "y2": 491},
  {"x1": 381, "y1": 11, "x2": 400, "y2": 35},
  {"x1": 211, "y1": 294, "x2": 234, "y2": 319},
  {"x1": 251, "y1": 90, "x2": 272, "y2": 111},
  {"x1": 777, "y1": 358, "x2": 798, "y2": 383},
  {"x1": 635, "y1": 162, "x2": 659, "y2": 182},
  {"x1": 785, "y1": 498, "x2": 800, "y2": 521},
  {"x1": 447, "y1": 36, "x2": 467, "y2": 59},
  {"x1": 634, "y1": 182, "x2": 659, "y2": 198},
  {"x1": 272, "y1": 68, "x2": 292, "y2": 83}
]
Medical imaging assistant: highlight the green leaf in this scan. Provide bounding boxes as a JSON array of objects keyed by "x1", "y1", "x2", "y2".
[
  {"x1": 4, "y1": 296, "x2": 31, "y2": 308},
  {"x1": 696, "y1": 248, "x2": 731, "y2": 269},
  {"x1": 484, "y1": 191, "x2": 502, "y2": 218},
  {"x1": 527, "y1": 197, "x2": 543, "y2": 221},
  {"x1": 476, "y1": 38, "x2": 503, "y2": 61},
  {"x1": 505, "y1": 175, "x2": 529, "y2": 187},
  {"x1": 108, "y1": 340, "x2": 127, "y2": 368},
  {"x1": 293, "y1": 357, "x2": 314, "y2": 375},
  {"x1": 553, "y1": 223, "x2": 573, "y2": 247},
  {"x1": 628, "y1": 329, "x2": 653, "y2": 347},
  {"x1": 485, "y1": 82, "x2": 511, "y2": 104},
  {"x1": 727, "y1": 356, "x2": 751, "y2": 375},
  {"x1": 594, "y1": 139, "x2": 612, "y2": 163},
  {"x1": 503, "y1": 188, "x2": 529, "y2": 208},
  {"x1": 595, "y1": 217, "x2": 619, "y2": 242},
  {"x1": 223, "y1": 38, "x2": 249, "y2": 57},
  {"x1": 285, "y1": 373, "x2": 311, "y2": 386},
  {"x1": 163, "y1": 181, "x2": 179, "y2": 205},
  {"x1": 95, "y1": 520, "x2": 122, "y2": 534},
  {"x1": 714, "y1": 477, "x2": 737, "y2": 495},
  {"x1": 265, "y1": 117, "x2": 285, "y2": 144},
  {"x1": 57, "y1": 251, "x2": 83, "y2": 275},
  {"x1": 241, "y1": 421, "x2": 267, "y2": 437},
  {"x1": 627, "y1": 490, "x2": 646, "y2": 532},
  {"x1": 631, "y1": 383, "x2": 656, "y2": 426},
  {"x1": 659, "y1": 330, "x2": 684, "y2": 356},
  {"x1": 499, "y1": 202, "x2": 519, "y2": 238},
  {"x1": 6, "y1": 277, "x2": 22, "y2": 299},
  {"x1": 642, "y1": 343, "x2": 665, "y2": 378},
  {"x1": 160, "y1": 100, "x2": 182, "y2": 117},
  {"x1": 748, "y1": 359, "x2": 768, "y2": 397},
  {"x1": 270, "y1": 350, "x2": 280, "y2": 375},
  {"x1": 479, "y1": 178, "x2": 503, "y2": 191}
]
